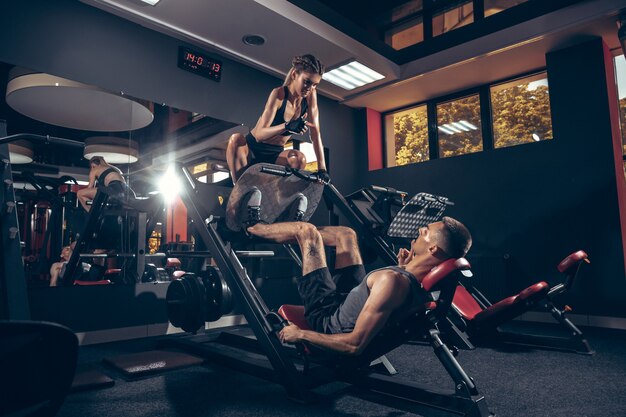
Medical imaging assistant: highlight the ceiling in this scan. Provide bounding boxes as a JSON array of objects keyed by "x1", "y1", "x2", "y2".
[
  {"x1": 4, "y1": 0, "x2": 626, "y2": 182},
  {"x1": 78, "y1": 0, "x2": 626, "y2": 112}
]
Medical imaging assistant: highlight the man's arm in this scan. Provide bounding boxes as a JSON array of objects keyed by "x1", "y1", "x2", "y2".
[{"x1": 279, "y1": 270, "x2": 410, "y2": 355}]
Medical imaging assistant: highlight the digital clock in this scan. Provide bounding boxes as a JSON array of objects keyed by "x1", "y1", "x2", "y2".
[{"x1": 178, "y1": 46, "x2": 222, "y2": 82}]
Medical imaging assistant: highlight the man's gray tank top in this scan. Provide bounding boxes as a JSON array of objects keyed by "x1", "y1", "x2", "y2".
[{"x1": 324, "y1": 266, "x2": 421, "y2": 334}]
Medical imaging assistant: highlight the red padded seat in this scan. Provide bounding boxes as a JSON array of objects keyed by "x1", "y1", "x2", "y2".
[
  {"x1": 166, "y1": 258, "x2": 182, "y2": 269},
  {"x1": 517, "y1": 281, "x2": 549, "y2": 301},
  {"x1": 74, "y1": 280, "x2": 111, "y2": 286},
  {"x1": 278, "y1": 305, "x2": 311, "y2": 330},
  {"x1": 557, "y1": 250, "x2": 588, "y2": 273},
  {"x1": 470, "y1": 281, "x2": 550, "y2": 325},
  {"x1": 172, "y1": 271, "x2": 186, "y2": 279}
]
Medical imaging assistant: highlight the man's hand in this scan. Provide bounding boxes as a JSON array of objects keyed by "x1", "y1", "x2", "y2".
[
  {"x1": 278, "y1": 322, "x2": 303, "y2": 343},
  {"x1": 397, "y1": 247, "x2": 411, "y2": 267}
]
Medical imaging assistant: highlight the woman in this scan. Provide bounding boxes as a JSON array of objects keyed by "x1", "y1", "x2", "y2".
[
  {"x1": 77, "y1": 156, "x2": 127, "y2": 212},
  {"x1": 226, "y1": 54, "x2": 329, "y2": 184}
]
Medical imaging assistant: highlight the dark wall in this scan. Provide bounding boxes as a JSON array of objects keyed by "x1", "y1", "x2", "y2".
[
  {"x1": 354, "y1": 37, "x2": 626, "y2": 317},
  {"x1": 0, "y1": 0, "x2": 360, "y2": 331}
]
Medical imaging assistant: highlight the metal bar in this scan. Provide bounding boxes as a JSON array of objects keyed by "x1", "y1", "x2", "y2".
[
  {"x1": 166, "y1": 250, "x2": 274, "y2": 258},
  {"x1": 0, "y1": 133, "x2": 84, "y2": 148}
]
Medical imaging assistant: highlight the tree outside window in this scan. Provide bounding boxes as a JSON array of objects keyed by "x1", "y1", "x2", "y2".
[
  {"x1": 437, "y1": 94, "x2": 483, "y2": 158},
  {"x1": 490, "y1": 73, "x2": 552, "y2": 149},
  {"x1": 385, "y1": 105, "x2": 429, "y2": 167}
]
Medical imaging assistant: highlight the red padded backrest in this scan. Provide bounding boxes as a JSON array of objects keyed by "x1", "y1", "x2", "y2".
[
  {"x1": 452, "y1": 285, "x2": 484, "y2": 320},
  {"x1": 278, "y1": 305, "x2": 312, "y2": 330},
  {"x1": 421, "y1": 258, "x2": 470, "y2": 291},
  {"x1": 74, "y1": 280, "x2": 111, "y2": 286},
  {"x1": 557, "y1": 250, "x2": 588, "y2": 273}
]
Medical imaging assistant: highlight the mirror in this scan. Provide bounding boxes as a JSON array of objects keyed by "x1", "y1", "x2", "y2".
[{"x1": 0, "y1": 60, "x2": 244, "y2": 291}]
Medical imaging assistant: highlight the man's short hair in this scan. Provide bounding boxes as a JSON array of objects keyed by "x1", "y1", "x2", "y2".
[
  {"x1": 89, "y1": 156, "x2": 103, "y2": 165},
  {"x1": 438, "y1": 217, "x2": 472, "y2": 259}
]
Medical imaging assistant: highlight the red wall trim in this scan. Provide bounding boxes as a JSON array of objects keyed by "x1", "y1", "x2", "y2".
[
  {"x1": 366, "y1": 108, "x2": 383, "y2": 171},
  {"x1": 603, "y1": 41, "x2": 626, "y2": 275},
  {"x1": 166, "y1": 195, "x2": 188, "y2": 243}
]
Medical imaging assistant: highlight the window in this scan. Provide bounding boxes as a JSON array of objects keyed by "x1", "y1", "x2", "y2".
[
  {"x1": 384, "y1": 105, "x2": 429, "y2": 167},
  {"x1": 484, "y1": 0, "x2": 528, "y2": 17},
  {"x1": 437, "y1": 94, "x2": 482, "y2": 158},
  {"x1": 190, "y1": 161, "x2": 230, "y2": 183},
  {"x1": 385, "y1": 17, "x2": 424, "y2": 50},
  {"x1": 432, "y1": 1, "x2": 473, "y2": 37},
  {"x1": 382, "y1": 72, "x2": 552, "y2": 167},
  {"x1": 490, "y1": 73, "x2": 553, "y2": 149},
  {"x1": 384, "y1": 1, "x2": 424, "y2": 50},
  {"x1": 614, "y1": 54, "x2": 626, "y2": 174}
]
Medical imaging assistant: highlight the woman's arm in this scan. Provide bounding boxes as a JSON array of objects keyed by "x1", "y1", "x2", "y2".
[
  {"x1": 305, "y1": 90, "x2": 327, "y2": 171},
  {"x1": 251, "y1": 87, "x2": 290, "y2": 142}
]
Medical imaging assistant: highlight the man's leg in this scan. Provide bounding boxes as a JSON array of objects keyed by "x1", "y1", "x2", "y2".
[
  {"x1": 317, "y1": 226, "x2": 362, "y2": 269},
  {"x1": 248, "y1": 222, "x2": 337, "y2": 332},
  {"x1": 317, "y1": 226, "x2": 365, "y2": 294},
  {"x1": 247, "y1": 222, "x2": 326, "y2": 275}
]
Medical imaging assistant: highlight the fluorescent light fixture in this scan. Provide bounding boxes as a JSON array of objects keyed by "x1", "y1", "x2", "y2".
[
  {"x1": 443, "y1": 123, "x2": 462, "y2": 133},
  {"x1": 451, "y1": 122, "x2": 470, "y2": 132},
  {"x1": 459, "y1": 120, "x2": 478, "y2": 130},
  {"x1": 322, "y1": 61, "x2": 384, "y2": 90},
  {"x1": 438, "y1": 126, "x2": 454, "y2": 135},
  {"x1": 438, "y1": 121, "x2": 479, "y2": 135},
  {"x1": 532, "y1": 133, "x2": 541, "y2": 141},
  {"x1": 140, "y1": 0, "x2": 161, "y2": 5}
]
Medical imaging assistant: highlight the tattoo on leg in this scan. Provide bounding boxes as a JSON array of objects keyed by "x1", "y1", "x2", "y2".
[{"x1": 307, "y1": 243, "x2": 320, "y2": 258}]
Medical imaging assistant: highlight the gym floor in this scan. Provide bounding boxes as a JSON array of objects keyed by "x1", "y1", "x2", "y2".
[{"x1": 58, "y1": 323, "x2": 626, "y2": 417}]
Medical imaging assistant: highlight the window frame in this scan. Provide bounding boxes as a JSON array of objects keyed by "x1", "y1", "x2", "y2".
[{"x1": 382, "y1": 68, "x2": 551, "y2": 168}]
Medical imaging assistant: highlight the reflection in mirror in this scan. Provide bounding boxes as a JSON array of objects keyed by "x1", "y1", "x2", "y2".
[{"x1": 0, "y1": 61, "x2": 240, "y2": 291}]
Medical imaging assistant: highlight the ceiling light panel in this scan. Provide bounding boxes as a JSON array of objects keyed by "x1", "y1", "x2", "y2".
[{"x1": 323, "y1": 61, "x2": 384, "y2": 90}]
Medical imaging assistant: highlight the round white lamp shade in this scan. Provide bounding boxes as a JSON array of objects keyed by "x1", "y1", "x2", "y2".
[
  {"x1": 8, "y1": 140, "x2": 34, "y2": 164},
  {"x1": 6, "y1": 68, "x2": 154, "y2": 132},
  {"x1": 84, "y1": 137, "x2": 139, "y2": 164}
]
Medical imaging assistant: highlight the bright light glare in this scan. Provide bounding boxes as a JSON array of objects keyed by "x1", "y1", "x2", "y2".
[{"x1": 159, "y1": 166, "x2": 181, "y2": 204}]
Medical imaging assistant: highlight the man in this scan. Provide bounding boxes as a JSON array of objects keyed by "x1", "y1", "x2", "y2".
[
  {"x1": 77, "y1": 156, "x2": 127, "y2": 212},
  {"x1": 247, "y1": 217, "x2": 471, "y2": 355},
  {"x1": 49, "y1": 244, "x2": 72, "y2": 287}
]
